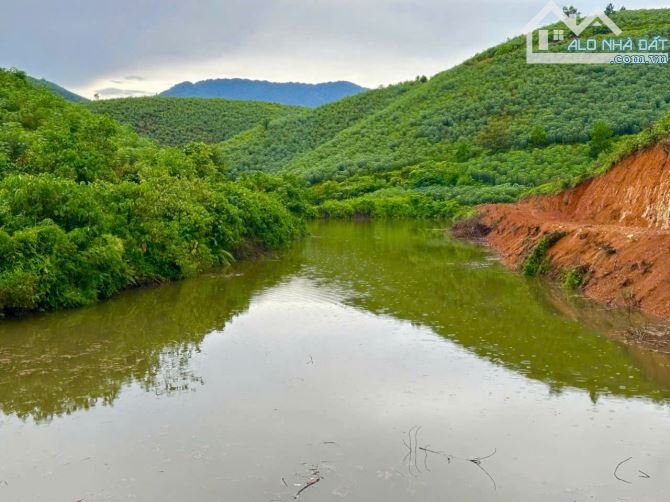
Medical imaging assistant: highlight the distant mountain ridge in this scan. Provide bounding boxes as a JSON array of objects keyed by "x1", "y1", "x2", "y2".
[{"x1": 160, "y1": 78, "x2": 366, "y2": 107}]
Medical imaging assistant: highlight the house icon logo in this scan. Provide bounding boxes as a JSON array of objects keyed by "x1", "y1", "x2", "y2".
[{"x1": 524, "y1": 1, "x2": 622, "y2": 64}]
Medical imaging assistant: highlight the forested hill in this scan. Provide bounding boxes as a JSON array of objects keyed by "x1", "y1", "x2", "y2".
[
  {"x1": 85, "y1": 96, "x2": 301, "y2": 146},
  {"x1": 160, "y1": 78, "x2": 366, "y2": 106},
  {"x1": 28, "y1": 76, "x2": 88, "y2": 103},
  {"x1": 0, "y1": 68, "x2": 309, "y2": 315},
  {"x1": 220, "y1": 81, "x2": 419, "y2": 173},
  {"x1": 220, "y1": 8, "x2": 670, "y2": 218}
]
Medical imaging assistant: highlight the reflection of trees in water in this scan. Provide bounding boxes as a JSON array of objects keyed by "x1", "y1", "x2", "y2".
[
  {"x1": 3, "y1": 221, "x2": 670, "y2": 423},
  {"x1": 0, "y1": 255, "x2": 301, "y2": 422},
  {"x1": 304, "y1": 221, "x2": 670, "y2": 403},
  {"x1": 143, "y1": 344, "x2": 203, "y2": 397}
]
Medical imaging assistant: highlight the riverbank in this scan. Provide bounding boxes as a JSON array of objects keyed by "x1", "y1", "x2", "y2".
[{"x1": 464, "y1": 144, "x2": 670, "y2": 321}]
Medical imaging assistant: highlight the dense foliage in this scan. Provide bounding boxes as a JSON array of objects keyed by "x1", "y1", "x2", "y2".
[
  {"x1": 161, "y1": 78, "x2": 366, "y2": 107},
  {"x1": 220, "y1": 81, "x2": 418, "y2": 173},
  {"x1": 86, "y1": 96, "x2": 300, "y2": 146},
  {"x1": 218, "y1": 8, "x2": 670, "y2": 218},
  {"x1": 0, "y1": 69, "x2": 308, "y2": 314},
  {"x1": 27, "y1": 76, "x2": 88, "y2": 103}
]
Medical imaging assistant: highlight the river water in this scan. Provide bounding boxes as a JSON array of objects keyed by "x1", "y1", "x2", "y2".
[{"x1": 1, "y1": 221, "x2": 669, "y2": 501}]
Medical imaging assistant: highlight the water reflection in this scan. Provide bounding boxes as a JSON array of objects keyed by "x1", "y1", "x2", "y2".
[
  {"x1": 0, "y1": 255, "x2": 302, "y2": 422},
  {"x1": 0, "y1": 221, "x2": 669, "y2": 424},
  {"x1": 304, "y1": 221, "x2": 670, "y2": 402}
]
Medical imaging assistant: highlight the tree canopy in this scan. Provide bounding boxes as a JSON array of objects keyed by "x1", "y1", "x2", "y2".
[{"x1": 0, "y1": 69, "x2": 309, "y2": 314}]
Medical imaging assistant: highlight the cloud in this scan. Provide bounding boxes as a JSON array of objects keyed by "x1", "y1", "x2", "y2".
[
  {"x1": 1, "y1": 0, "x2": 668, "y2": 97},
  {"x1": 111, "y1": 76, "x2": 145, "y2": 84},
  {"x1": 94, "y1": 87, "x2": 151, "y2": 98}
]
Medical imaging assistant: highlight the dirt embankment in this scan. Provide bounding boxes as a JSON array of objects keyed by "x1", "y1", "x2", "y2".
[{"x1": 476, "y1": 144, "x2": 670, "y2": 319}]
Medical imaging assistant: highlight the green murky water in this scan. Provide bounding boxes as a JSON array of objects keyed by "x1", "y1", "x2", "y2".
[{"x1": 1, "y1": 221, "x2": 669, "y2": 501}]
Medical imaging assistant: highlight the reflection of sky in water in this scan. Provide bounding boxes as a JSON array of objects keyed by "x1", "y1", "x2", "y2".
[{"x1": 1, "y1": 222, "x2": 670, "y2": 501}]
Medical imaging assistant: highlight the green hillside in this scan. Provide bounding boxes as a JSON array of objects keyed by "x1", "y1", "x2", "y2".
[
  {"x1": 220, "y1": 81, "x2": 418, "y2": 173},
  {"x1": 85, "y1": 96, "x2": 301, "y2": 146},
  {"x1": 220, "y1": 8, "x2": 670, "y2": 218},
  {"x1": 0, "y1": 69, "x2": 308, "y2": 315},
  {"x1": 28, "y1": 76, "x2": 88, "y2": 103}
]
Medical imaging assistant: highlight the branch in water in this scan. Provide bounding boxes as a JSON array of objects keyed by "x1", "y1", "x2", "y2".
[
  {"x1": 405, "y1": 428, "x2": 496, "y2": 490},
  {"x1": 294, "y1": 469, "x2": 322, "y2": 499},
  {"x1": 614, "y1": 456, "x2": 633, "y2": 484}
]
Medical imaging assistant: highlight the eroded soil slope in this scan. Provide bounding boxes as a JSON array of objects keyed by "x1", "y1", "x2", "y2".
[{"x1": 478, "y1": 144, "x2": 670, "y2": 319}]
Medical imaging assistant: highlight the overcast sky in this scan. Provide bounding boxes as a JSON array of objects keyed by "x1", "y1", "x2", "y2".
[{"x1": 1, "y1": 0, "x2": 667, "y2": 98}]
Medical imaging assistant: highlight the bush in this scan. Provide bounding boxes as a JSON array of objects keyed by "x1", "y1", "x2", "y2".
[{"x1": 0, "y1": 69, "x2": 306, "y2": 314}]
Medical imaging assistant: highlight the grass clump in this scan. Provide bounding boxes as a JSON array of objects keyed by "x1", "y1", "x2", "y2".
[
  {"x1": 562, "y1": 265, "x2": 589, "y2": 290},
  {"x1": 522, "y1": 232, "x2": 566, "y2": 277}
]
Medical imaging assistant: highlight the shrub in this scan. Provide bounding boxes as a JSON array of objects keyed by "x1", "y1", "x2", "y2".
[
  {"x1": 0, "y1": 69, "x2": 306, "y2": 314},
  {"x1": 522, "y1": 232, "x2": 566, "y2": 277}
]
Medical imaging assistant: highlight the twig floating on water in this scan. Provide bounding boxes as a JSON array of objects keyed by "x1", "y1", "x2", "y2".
[
  {"x1": 418, "y1": 447, "x2": 452, "y2": 463},
  {"x1": 614, "y1": 457, "x2": 633, "y2": 484},
  {"x1": 468, "y1": 451, "x2": 497, "y2": 491},
  {"x1": 294, "y1": 471, "x2": 321, "y2": 499},
  {"x1": 403, "y1": 426, "x2": 415, "y2": 476},
  {"x1": 469, "y1": 449, "x2": 497, "y2": 465},
  {"x1": 423, "y1": 445, "x2": 430, "y2": 472},
  {"x1": 413, "y1": 426, "x2": 421, "y2": 474},
  {"x1": 415, "y1": 441, "x2": 496, "y2": 490}
]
